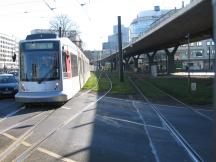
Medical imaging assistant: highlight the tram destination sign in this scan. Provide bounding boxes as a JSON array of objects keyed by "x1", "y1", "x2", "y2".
[{"x1": 21, "y1": 41, "x2": 59, "y2": 51}]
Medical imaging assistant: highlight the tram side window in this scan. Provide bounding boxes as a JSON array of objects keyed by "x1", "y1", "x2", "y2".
[
  {"x1": 62, "y1": 51, "x2": 67, "y2": 77},
  {"x1": 71, "y1": 54, "x2": 78, "y2": 77}
]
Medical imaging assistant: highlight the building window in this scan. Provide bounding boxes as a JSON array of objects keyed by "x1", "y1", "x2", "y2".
[
  {"x1": 190, "y1": 43, "x2": 195, "y2": 46},
  {"x1": 196, "y1": 52, "x2": 202, "y2": 57},
  {"x1": 197, "y1": 42, "x2": 202, "y2": 46},
  {"x1": 206, "y1": 41, "x2": 211, "y2": 46},
  {"x1": 192, "y1": 50, "x2": 203, "y2": 57}
]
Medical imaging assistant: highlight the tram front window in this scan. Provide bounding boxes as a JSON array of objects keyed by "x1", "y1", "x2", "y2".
[{"x1": 20, "y1": 51, "x2": 60, "y2": 82}]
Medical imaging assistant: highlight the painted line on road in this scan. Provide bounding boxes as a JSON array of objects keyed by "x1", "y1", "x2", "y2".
[
  {"x1": 2, "y1": 133, "x2": 76, "y2": 162},
  {"x1": 155, "y1": 104, "x2": 189, "y2": 109},
  {"x1": 0, "y1": 110, "x2": 56, "y2": 162},
  {"x1": 101, "y1": 115, "x2": 166, "y2": 130},
  {"x1": 0, "y1": 112, "x2": 46, "y2": 135},
  {"x1": 104, "y1": 96, "x2": 134, "y2": 102},
  {"x1": 130, "y1": 78, "x2": 204, "y2": 162},
  {"x1": 146, "y1": 81, "x2": 213, "y2": 122},
  {"x1": 132, "y1": 101, "x2": 160, "y2": 162},
  {"x1": 0, "y1": 106, "x2": 25, "y2": 123},
  {"x1": 13, "y1": 72, "x2": 113, "y2": 162},
  {"x1": 155, "y1": 103, "x2": 213, "y2": 112},
  {"x1": 61, "y1": 106, "x2": 72, "y2": 110}
]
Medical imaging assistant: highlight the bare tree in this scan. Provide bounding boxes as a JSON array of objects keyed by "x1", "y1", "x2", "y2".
[{"x1": 49, "y1": 14, "x2": 79, "y2": 37}]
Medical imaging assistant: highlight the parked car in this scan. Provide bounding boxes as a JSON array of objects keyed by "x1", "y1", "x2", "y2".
[{"x1": 0, "y1": 74, "x2": 18, "y2": 97}]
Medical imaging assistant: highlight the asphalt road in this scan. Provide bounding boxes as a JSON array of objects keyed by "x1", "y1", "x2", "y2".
[{"x1": 0, "y1": 92, "x2": 213, "y2": 162}]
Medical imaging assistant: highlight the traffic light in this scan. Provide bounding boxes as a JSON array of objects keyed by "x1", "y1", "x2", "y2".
[{"x1": 12, "y1": 53, "x2": 16, "y2": 62}]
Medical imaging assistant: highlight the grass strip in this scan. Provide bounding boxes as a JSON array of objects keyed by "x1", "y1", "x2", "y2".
[{"x1": 82, "y1": 72, "x2": 135, "y2": 95}]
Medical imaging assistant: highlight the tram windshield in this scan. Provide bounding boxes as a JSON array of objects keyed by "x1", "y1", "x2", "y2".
[{"x1": 20, "y1": 41, "x2": 60, "y2": 82}]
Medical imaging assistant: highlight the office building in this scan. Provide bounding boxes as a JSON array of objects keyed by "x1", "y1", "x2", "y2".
[
  {"x1": 0, "y1": 33, "x2": 19, "y2": 72},
  {"x1": 102, "y1": 25, "x2": 129, "y2": 56}
]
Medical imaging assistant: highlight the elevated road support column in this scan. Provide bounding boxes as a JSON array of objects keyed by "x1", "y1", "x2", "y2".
[
  {"x1": 110, "y1": 60, "x2": 113, "y2": 72},
  {"x1": 132, "y1": 55, "x2": 141, "y2": 72},
  {"x1": 164, "y1": 46, "x2": 179, "y2": 74},
  {"x1": 124, "y1": 57, "x2": 130, "y2": 71},
  {"x1": 147, "y1": 51, "x2": 157, "y2": 73},
  {"x1": 113, "y1": 58, "x2": 117, "y2": 70}
]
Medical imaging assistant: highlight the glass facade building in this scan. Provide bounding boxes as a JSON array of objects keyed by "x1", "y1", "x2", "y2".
[{"x1": 129, "y1": 6, "x2": 169, "y2": 42}]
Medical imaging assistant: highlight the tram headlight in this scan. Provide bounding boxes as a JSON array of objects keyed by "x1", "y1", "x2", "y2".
[
  {"x1": 55, "y1": 82, "x2": 60, "y2": 90},
  {"x1": 20, "y1": 83, "x2": 25, "y2": 92}
]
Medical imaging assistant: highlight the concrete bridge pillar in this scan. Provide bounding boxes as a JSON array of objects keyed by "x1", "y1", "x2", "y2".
[
  {"x1": 133, "y1": 55, "x2": 140, "y2": 71},
  {"x1": 147, "y1": 51, "x2": 157, "y2": 73},
  {"x1": 110, "y1": 60, "x2": 113, "y2": 72},
  {"x1": 113, "y1": 58, "x2": 117, "y2": 70},
  {"x1": 124, "y1": 57, "x2": 130, "y2": 71},
  {"x1": 164, "y1": 46, "x2": 179, "y2": 74}
]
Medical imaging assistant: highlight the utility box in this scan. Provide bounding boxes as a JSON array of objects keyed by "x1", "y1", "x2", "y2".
[
  {"x1": 151, "y1": 65, "x2": 157, "y2": 77},
  {"x1": 191, "y1": 82, "x2": 197, "y2": 91}
]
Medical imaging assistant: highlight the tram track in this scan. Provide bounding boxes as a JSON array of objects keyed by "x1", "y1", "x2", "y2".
[
  {"x1": 142, "y1": 80, "x2": 213, "y2": 121},
  {"x1": 129, "y1": 77, "x2": 204, "y2": 162},
  {"x1": 13, "y1": 72, "x2": 112, "y2": 162},
  {"x1": 0, "y1": 71, "x2": 112, "y2": 162},
  {"x1": 0, "y1": 106, "x2": 25, "y2": 123},
  {"x1": 0, "y1": 109, "x2": 57, "y2": 161},
  {"x1": 0, "y1": 110, "x2": 47, "y2": 135}
]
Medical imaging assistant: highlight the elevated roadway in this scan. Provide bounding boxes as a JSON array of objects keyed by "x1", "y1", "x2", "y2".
[{"x1": 100, "y1": 0, "x2": 213, "y2": 62}]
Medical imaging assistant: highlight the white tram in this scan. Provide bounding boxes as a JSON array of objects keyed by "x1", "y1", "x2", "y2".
[{"x1": 15, "y1": 33, "x2": 90, "y2": 103}]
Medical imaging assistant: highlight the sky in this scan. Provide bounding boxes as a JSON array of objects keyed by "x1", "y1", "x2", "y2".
[{"x1": 0, "y1": 0, "x2": 190, "y2": 50}]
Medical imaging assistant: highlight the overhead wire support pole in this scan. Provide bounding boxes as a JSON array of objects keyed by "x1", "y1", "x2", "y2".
[
  {"x1": 186, "y1": 33, "x2": 191, "y2": 93},
  {"x1": 211, "y1": 1, "x2": 216, "y2": 162},
  {"x1": 118, "y1": 16, "x2": 124, "y2": 82}
]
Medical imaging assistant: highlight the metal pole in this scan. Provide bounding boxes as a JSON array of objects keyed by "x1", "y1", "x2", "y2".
[
  {"x1": 118, "y1": 16, "x2": 124, "y2": 82},
  {"x1": 97, "y1": 51, "x2": 99, "y2": 70},
  {"x1": 211, "y1": 1, "x2": 216, "y2": 161},
  {"x1": 209, "y1": 45, "x2": 211, "y2": 70},
  {"x1": 186, "y1": 33, "x2": 191, "y2": 93},
  {"x1": 59, "y1": 27, "x2": 62, "y2": 37}
]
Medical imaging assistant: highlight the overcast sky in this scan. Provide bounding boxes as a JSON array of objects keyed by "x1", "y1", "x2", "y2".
[{"x1": 0, "y1": 0, "x2": 190, "y2": 50}]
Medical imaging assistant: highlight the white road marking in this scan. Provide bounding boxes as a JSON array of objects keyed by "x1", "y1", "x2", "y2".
[
  {"x1": 0, "y1": 112, "x2": 46, "y2": 135},
  {"x1": 61, "y1": 106, "x2": 71, "y2": 110},
  {"x1": 155, "y1": 103, "x2": 213, "y2": 112},
  {"x1": 101, "y1": 115, "x2": 166, "y2": 130},
  {"x1": 130, "y1": 78, "x2": 204, "y2": 162},
  {"x1": 14, "y1": 72, "x2": 113, "y2": 162},
  {"x1": 146, "y1": 82, "x2": 213, "y2": 121},
  {"x1": 2, "y1": 133, "x2": 76, "y2": 162},
  {"x1": 104, "y1": 96, "x2": 135, "y2": 102},
  {"x1": 0, "y1": 106, "x2": 25, "y2": 123},
  {"x1": 132, "y1": 101, "x2": 160, "y2": 162}
]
